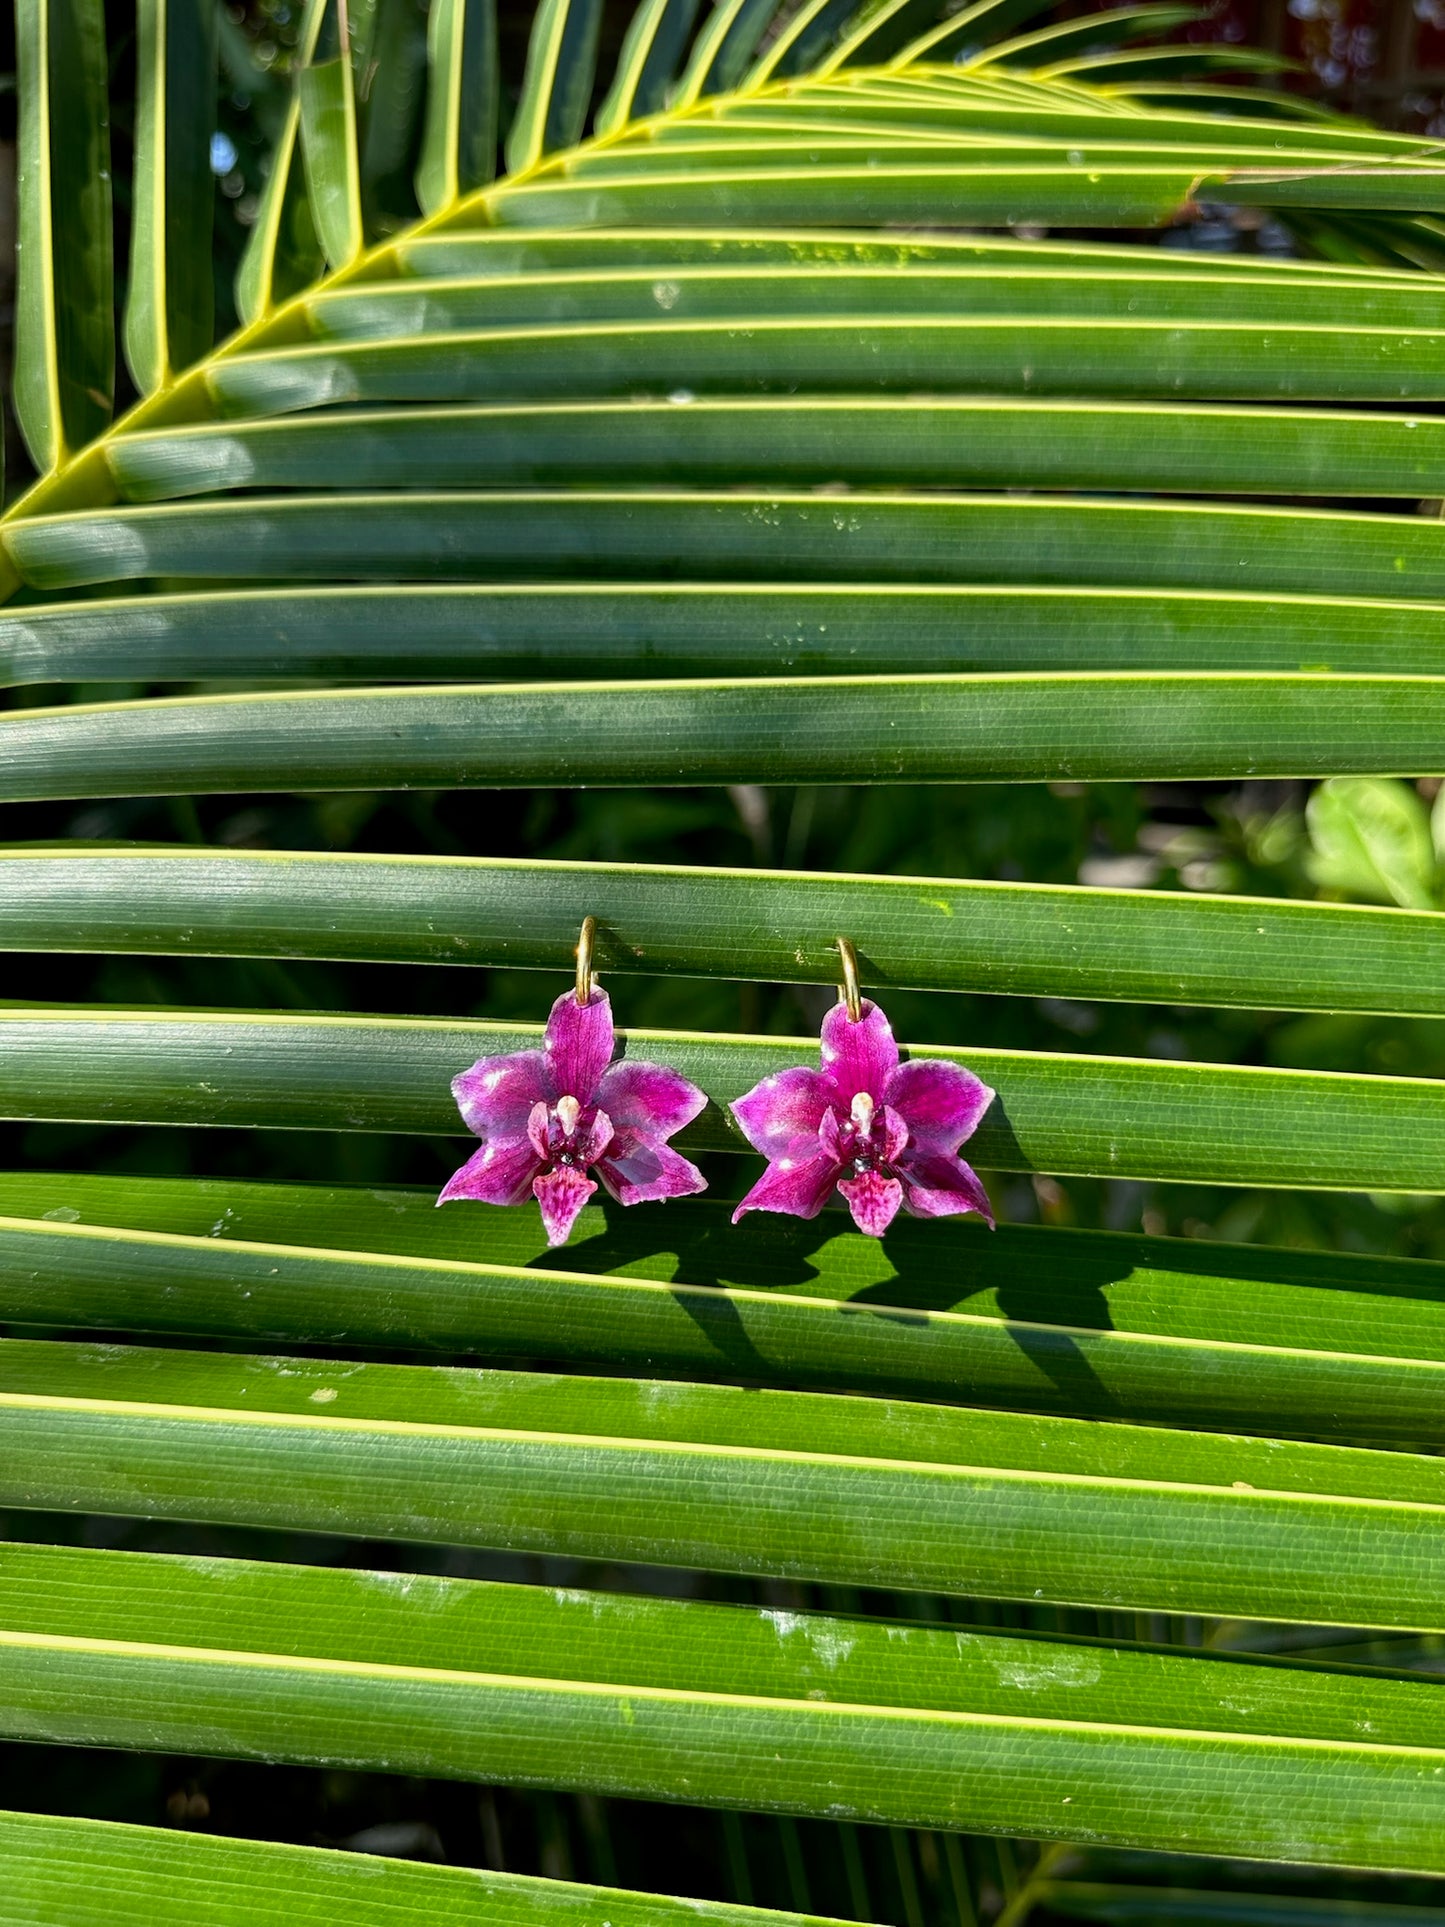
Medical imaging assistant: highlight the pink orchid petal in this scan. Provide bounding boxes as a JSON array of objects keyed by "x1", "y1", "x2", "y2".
[
  {"x1": 527, "y1": 1100, "x2": 552, "y2": 1162},
  {"x1": 730, "y1": 1066, "x2": 833, "y2": 1159},
  {"x1": 818, "y1": 1104, "x2": 847, "y2": 1162},
  {"x1": 596, "y1": 1136, "x2": 708, "y2": 1206},
  {"x1": 878, "y1": 1103, "x2": 910, "y2": 1163},
  {"x1": 819, "y1": 998, "x2": 898, "y2": 1106},
  {"x1": 437, "y1": 1135, "x2": 540, "y2": 1208},
  {"x1": 544, "y1": 986, "x2": 615, "y2": 1103},
  {"x1": 731, "y1": 1141, "x2": 839, "y2": 1223},
  {"x1": 533, "y1": 1164, "x2": 597, "y2": 1246},
  {"x1": 577, "y1": 1106, "x2": 615, "y2": 1165},
  {"x1": 595, "y1": 1059, "x2": 707, "y2": 1140},
  {"x1": 452, "y1": 1049, "x2": 553, "y2": 1139},
  {"x1": 838, "y1": 1168, "x2": 904, "y2": 1238},
  {"x1": 898, "y1": 1149, "x2": 996, "y2": 1226},
  {"x1": 885, "y1": 1058, "x2": 996, "y2": 1151}
]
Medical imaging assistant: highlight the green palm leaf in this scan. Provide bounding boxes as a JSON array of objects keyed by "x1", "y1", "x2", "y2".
[
  {"x1": 3, "y1": 1003, "x2": 1445, "y2": 1193},
  {"x1": 9, "y1": 1540, "x2": 1445, "y2": 1870},
  {"x1": 508, "y1": 0, "x2": 607, "y2": 171},
  {"x1": 7, "y1": 1191, "x2": 1445, "y2": 1441},
  {"x1": 297, "y1": 0, "x2": 366, "y2": 269},
  {"x1": 235, "y1": 0, "x2": 329, "y2": 320},
  {"x1": 125, "y1": 0, "x2": 218, "y2": 393},
  {"x1": 0, "y1": 1808, "x2": 837, "y2": 1927},
  {"x1": 5, "y1": 847, "x2": 1445, "y2": 1018},
  {"x1": 10, "y1": 0, "x2": 1445, "y2": 1902},
  {"x1": 416, "y1": 0, "x2": 499, "y2": 210},
  {"x1": 13, "y1": 0, "x2": 111, "y2": 474}
]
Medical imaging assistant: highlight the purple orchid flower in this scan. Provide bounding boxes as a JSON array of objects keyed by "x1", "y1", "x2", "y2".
[
  {"x1": 440, "y1": 986, "x2": 708, "y2": 1246},
  {"x1": 730, "y1": 998, "x2": 995, "y2": 1238}
]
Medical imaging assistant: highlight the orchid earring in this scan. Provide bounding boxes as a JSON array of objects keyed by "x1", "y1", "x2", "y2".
[
  {"x1": 439, "y1": 917, "x2": 709, "y2": 1247},
  {"x1": 730, "y1": 938, "x2": 996, "y2": 1239}
]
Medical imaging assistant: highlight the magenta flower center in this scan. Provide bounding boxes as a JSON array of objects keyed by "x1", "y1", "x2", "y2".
[
  {"x1": 822, "y1": 1089, "x2": 908, "y2": 1180},
  {"x1": 528, "y1": 1092, "x2": 613, "y2": 1173}
]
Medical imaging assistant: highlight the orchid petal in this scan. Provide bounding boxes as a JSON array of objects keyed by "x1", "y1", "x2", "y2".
[
  {"x1": 576, "y1": 1105, "x2": 615, "y2": 1166},
  {"x1": 898, "y1": 1149, "x2": 996, "y2": 1225},
  {"x1": 818, "y1": 1104, "x2": 847, "y2": 1162},
  {"x1": 596, "y1": 1135, "x2": 707, "y2": 1206},
  {"x1": 452, "y1": 1049, "x2": 552, "y2": 1139},
  {"x1": 838, "y1": 1168, "x2": 904, "y2": 1238},
  {"x1": 730, "y1": 1066, "x2": 832, "y2": 1159},
  {"x1": 437, "y1": 1135, "x2": 540, "y2": 1208},
  {"x1": 596, "y1": 1059, "x2": 707, "y2": 1140},
  {"x1": 731, "y1": 1140, "x2": 839, "y2": 1223},
  {"x1": 885, "y1": 1058, "x2": 996, "y2": 1150},
  {"x1": 543, "y1": 986, "x2": 615, "y2": 1103},
  {"x1": 878, "y1": 1103, "x2": 910, "y2": 1163},
  {"x1": 527, "y1": 1100, "x2": 552, "y2": 1162},
  {"x1": 533, "y1": 1164, "x2": 597, "y2": 1246},
  {"x1": 819, "y1": 997, "x2": 898, "y2": 1105}
]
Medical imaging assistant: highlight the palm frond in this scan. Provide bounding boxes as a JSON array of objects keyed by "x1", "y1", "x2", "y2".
[
  {"x1": 8, "y1": 0, "x2": 1445, "y2": 1903},
  {"x1": 0, "y1": 1807, "x2": 842, "y2": 1927},
  {"x1": 125, "y1": 0, "x2": 218, "y2": 394}
]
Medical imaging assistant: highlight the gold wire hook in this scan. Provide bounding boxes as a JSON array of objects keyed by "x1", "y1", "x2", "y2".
[
  {"x1": 836, "y1": 936, "x2": 862, "y2": 1023},
  {"x1": 575, "y1": 915, "x2": 597, "y2": 1006}
]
